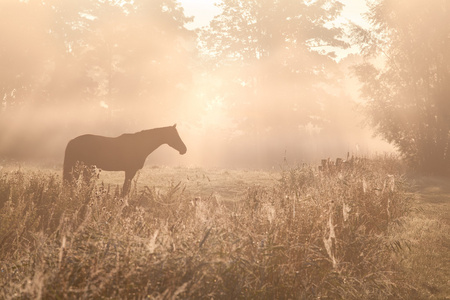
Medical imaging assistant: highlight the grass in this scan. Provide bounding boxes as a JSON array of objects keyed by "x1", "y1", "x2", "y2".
[
  {"x1": 389, "y1": 175, "x2": 450, "y2": 299},
  {"x1": 0, "y1": 156, "x2": 442, "y2": 299}
]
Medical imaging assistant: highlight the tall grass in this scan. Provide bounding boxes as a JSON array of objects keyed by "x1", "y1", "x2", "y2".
[{"x1": 0, "y1": 157, "x2": 414, "y2": 299}]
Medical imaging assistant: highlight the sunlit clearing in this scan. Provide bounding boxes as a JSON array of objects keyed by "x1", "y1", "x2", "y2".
[{"x1": 0, "y1": 0, "x2": 395, "y2": 169}]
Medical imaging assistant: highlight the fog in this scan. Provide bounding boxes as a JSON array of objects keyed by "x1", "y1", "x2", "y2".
[{"x1": 0, "y1": 0, "x2": 395, "y2": 169}]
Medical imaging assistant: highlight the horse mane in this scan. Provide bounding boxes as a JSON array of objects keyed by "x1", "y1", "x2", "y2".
[
  {"x1": 137, "y1": 126, "x2": 173, "y2": 135},
  {"x1": 114, "y1": 126, "x2": 172, "y2": 139}
]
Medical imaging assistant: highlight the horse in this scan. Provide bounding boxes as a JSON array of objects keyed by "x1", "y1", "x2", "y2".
[{"x1": 63, "y1": 124, "x2": 187, "y2": 195}]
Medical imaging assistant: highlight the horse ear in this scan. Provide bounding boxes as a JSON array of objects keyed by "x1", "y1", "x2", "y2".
[{"x1": 173, "y1": 124, "x2": 177, "y2": 128}]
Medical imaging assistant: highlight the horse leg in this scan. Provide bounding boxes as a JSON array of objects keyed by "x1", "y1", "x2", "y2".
[
  {"x1": 122, "y1": 169, "x2": 137, "y2": 196},
  {"x1": 63, "y1": 164, "x2": 73, "y2": 185},
  {"x1": 63, "y1": 157, "x2": 76, "y2": 184},
  {"x1": 82, "y1": 166, "x2": 91, "y2": 184}
]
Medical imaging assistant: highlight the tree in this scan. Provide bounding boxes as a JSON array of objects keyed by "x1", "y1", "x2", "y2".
[
  {"x1": 200, "y1": 0, "x2": 348, "y2": 134},
  {"x1": 0, "y1": 1, "x2": 56, "y2": 109},
  {"x1": 83, "y1": 0, "x2": 195, "y2": 120},
  {"x1": 353, "y1": 0, "x2": 450, "y2": 174},
  {"x1": 0, "y1": 0, "x2": 196, "y2": 159},
  {"x1": 0, "y1": 0, "x2": 194, "y2": 111},
  {"x1": 196, "y1": 0, "x2": 354, "y2": 166}
]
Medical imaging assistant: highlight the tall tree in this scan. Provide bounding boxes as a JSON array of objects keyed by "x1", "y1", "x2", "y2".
[
  {"x1": 353, "y1": 0, "x2": 450, "y2": 174},
  {"x1": 0, "y1": 0, "x2": 196, "y2": 159},
  {"x1": 0, "y1": 0, "x2": 194, "y2": 112},
  {"x1": 0, "y1": 0, "x2": 56, "y2": 109},
  {"x1": 84, "y1": 0, "x2": 195, "y2": 119},
  {"x1": 200, "y1": 0, "x2": 348, "y2": 135}
]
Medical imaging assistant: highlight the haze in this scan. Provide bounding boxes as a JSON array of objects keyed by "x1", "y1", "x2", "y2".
[{"x1": 0, "y1": 0, "x2": 395, "y2": 169}]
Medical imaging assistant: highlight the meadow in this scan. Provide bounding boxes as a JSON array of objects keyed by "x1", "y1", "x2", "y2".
[{"x1": 0, "y1": 157, "x2": 448, "y2": 299}]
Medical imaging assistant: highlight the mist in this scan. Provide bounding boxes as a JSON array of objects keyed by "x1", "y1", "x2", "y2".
[{"x1": 0, "y1": 0, "x2": 395, "y2": 170}]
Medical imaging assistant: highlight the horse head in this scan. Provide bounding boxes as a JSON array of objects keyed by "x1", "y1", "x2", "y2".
[{"x1": 167, "y1": 124, "x2": 187, "y2": 155}]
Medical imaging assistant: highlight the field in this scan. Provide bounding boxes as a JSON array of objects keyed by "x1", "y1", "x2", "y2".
[{"x1": 0, "y1": 157, "x2": 448, "y2": 299}]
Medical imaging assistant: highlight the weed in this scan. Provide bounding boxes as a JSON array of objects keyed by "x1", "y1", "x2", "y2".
[{"x1": 0, "y1": 157, "x2": 417, "y2": 299}]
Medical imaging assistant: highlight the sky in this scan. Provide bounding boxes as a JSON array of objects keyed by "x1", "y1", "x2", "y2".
[
  {"x1": 180, "y1": 0, "x2": 223, "y2": 30},
  {"x1": 180, "y1": 0, "x2": 370, "y2": 59},
  {"x1": 338, "y1": 0, "x2": 370, "y2": 28},
  {"x1": 180, "y1": 0, "x2": 370, "y2": 29}
]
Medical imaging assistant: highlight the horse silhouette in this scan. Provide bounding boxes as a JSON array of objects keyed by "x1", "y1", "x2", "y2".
[{"x1": 63, "y1": 124, "x2": 187, "y2": 195}]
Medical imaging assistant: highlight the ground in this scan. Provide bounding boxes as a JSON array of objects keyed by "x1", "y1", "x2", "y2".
[
  {"x1": 76, "y1": 165, "x2": 450, "y2": 299},
  {"x1": 99, "y1": 166, "x2": 450, "y2": 299},
  {"x1": 99, "y1": 165, "x2": 280, "y2": 202},
  {"x1": 401, "y1": 175, "x2": 450, "y2": 299}
]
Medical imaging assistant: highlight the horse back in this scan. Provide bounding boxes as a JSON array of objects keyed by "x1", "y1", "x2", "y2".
[{"x1": 65, "y1": 134, "x2": 145, "y2": 171}]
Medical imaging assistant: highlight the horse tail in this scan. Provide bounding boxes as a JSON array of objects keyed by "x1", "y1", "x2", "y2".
[{"x1": 63, "y1": 140, "x2": 75, "y2": 183}]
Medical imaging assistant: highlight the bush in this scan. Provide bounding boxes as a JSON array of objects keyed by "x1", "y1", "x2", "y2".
[{"x1": 0, "y1": 158, "x2": 413, "y2": 299}]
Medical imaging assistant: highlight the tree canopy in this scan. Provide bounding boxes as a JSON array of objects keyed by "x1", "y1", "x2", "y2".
[
  {"x1": 0, "y1": 0, "x2": 196, "y2": 158},
  {"x1": 4, "y1": 0, "x2": 442, "y2": 168},
  {"x1": 0, "y1": 0, "x2": 194, "y2": 115},
  {"x1": 353, "y1": 0, "x2": 450, "y2": 174},
  {"x1": 200, "y1": 0, "x2": 349, "y2": 133}
]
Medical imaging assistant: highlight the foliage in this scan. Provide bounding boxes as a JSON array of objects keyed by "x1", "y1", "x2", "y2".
[
  {"x1": 352, "y1": 0, "x2": 450, "y2": 174},
  {"x1": 0, "y1": 159, "x2": 417, "y2": 299},
  {"x1": 0, "y1": 0, "x2": 196, "y2": 159},
  {"x1": 0, "y1": 0, "x2": 193, "y2": 110},
  {"x1": 0, "y1": 0, "x2": 377, "y2": 166},
  {"x1": 199, "y1": 0, "x2": 350, "y2": 136}
]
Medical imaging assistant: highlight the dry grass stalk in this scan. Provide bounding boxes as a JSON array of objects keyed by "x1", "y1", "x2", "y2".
[{"x1": 0, "y1": 156, "x2": 417, "y2": 299}]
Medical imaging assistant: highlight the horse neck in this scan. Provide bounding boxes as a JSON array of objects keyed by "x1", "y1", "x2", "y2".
[{"x1": 141, "y1": 128, "x2": 169, "y2": 153}]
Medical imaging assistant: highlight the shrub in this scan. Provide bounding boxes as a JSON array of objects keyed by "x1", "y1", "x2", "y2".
[{"x1": 0, "y1": 157, "x2": 413, "y2": 299}]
